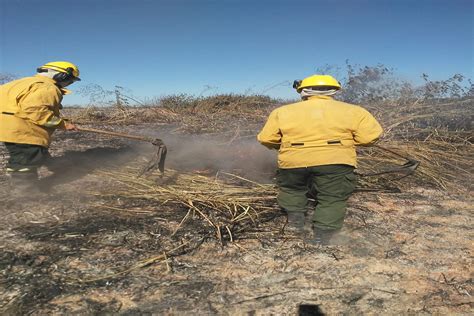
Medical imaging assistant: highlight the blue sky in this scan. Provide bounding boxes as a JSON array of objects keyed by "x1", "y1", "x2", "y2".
[{"x1": 0, "y1": 0, "x2": 473, "y2": 105}]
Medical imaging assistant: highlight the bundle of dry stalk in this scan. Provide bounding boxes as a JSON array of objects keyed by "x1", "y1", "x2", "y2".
[{"x1": 94, "y1": 168, "x2": 280, "y2": 244}]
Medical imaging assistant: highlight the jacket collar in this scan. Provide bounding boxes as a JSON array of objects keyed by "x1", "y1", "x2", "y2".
[
  {"x1": 306, "y1": 95, "x2": 334, "y2": 100},
  {"x1": 34, "y1": 74, "x2": 57, "y2": 84}
]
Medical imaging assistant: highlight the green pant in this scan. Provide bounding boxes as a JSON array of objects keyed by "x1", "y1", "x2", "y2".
[
  {"x1": 3, "y1": 142, "x2": 50, "y2": 172},
  {"x1": 277, "y1": 164, "x2": 356, "y2": 230}
]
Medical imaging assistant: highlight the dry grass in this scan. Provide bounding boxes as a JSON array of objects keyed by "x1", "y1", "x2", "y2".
[
  {"x1": 65, "y1": 95, "x2": 473, "y2": 192},
  {"x1": 357, "y1": 137, "x2": 472, "y2": 192},
  {"x1": 93, "y1": 167, "x2": 280, "y2": 244}
]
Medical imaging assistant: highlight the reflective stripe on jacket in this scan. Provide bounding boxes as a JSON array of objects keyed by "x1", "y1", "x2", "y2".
[
  {"x1": 257, "y1": 95, "x2": 383, "y2": 168},
  {"x1": 0, "y1": 75, "x2": 64, "y2": 147}
]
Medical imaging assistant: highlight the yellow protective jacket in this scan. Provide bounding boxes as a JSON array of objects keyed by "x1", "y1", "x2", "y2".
[
  {"x1": 257, "y1": 95, "x2": 383, "y2": 168},
  {"x1": 0, "y1": 75, "x2": 65, "y2": 147}
]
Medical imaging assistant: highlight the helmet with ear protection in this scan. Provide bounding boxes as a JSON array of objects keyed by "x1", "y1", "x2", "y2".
[{"x1": 37, "y1": 61, "x2": 81, "y2": 82}]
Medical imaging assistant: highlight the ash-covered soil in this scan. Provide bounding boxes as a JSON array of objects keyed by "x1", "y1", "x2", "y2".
[{"x1": 0, "y1": 125, "x2": 472, "y2": 315}]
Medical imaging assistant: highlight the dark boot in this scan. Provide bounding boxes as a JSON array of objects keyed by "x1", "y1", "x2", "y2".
[
  {"x1": 311, "y1": 228, "x2": 338, "y2": 246},
  {"x1": 286, "y1": 212, "x2": 306, "y2": 232}
]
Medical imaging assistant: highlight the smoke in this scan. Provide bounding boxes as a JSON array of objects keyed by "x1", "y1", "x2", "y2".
[
  {"x1": 36, "y1": 146, "x2": 139, "y2": 190},
  {"x1": 131, "y1": 129, "x2": 278, "y2": 183}
]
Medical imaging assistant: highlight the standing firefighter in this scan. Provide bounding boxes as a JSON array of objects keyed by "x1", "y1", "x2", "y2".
[
  {"x1": 257, "y1": 75, "x2": 383, "y2": 245},
  {"x1": 0, "y1": 61, "x2": 80, "y2": 192}
]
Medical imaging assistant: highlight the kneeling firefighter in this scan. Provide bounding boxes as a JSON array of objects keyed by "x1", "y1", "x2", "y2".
[
  {"x1": 0, "y1": 61, "x2": 80, "y2": 192},
  {"x1": 257, "y1": 75, "x2": 383, "y2": 245}
]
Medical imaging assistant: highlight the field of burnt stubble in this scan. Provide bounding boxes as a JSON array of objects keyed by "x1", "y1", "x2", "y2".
[{"x1": 0, "y1": 78, "x2": 473, "y2": 314}]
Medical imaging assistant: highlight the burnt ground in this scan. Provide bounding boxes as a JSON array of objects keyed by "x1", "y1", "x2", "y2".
[{"x1": 0, "y1": 125, "x2": 472, "y2": 315}]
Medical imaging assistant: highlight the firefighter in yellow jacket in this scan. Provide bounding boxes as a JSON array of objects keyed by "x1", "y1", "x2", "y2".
[
  {"x1": 257, "y1": 75, "x2": 383, "y2": 245},
  {"x1": 0, "y1": 61, "x2": 80, "y2": 191}
]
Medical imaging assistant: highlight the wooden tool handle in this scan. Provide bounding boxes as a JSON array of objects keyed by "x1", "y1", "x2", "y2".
[{"x1": 76, "y1": 127, "x2": 153, "y2": 143}]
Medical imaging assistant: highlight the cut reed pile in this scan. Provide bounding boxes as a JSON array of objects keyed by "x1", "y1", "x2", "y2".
[{"x1": 94, "y1": 168, "x2": 281, "y2": 244}]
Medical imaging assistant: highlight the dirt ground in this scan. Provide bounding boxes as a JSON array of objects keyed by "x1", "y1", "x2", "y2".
[{"x1": 0, "y1": 124, "x2": 472, "y2": 315}]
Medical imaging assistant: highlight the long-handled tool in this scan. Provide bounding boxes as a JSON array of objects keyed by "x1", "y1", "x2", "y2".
[
  {"x1": 356, "y1": 144, "x2": 420, "y2": 178},
  {"x1": 76, "y1": 126, "x2": 167, "y2": 175}
]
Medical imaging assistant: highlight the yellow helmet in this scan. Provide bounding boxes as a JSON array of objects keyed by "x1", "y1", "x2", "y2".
[
  {"x1": 293, "y1": 75, "x2": 340, "y2": 92},
  {"x1": 37, "y1": 61, "x2": 81, "y2": 81}
]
